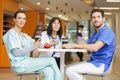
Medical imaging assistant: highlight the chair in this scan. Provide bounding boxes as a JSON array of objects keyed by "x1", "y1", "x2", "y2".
[
  {"x1": 13, "y1": 71, "x2": 40, "y2": 80},
  {"x1": 82, "y1": 50, "x2": 116, "y2": 80}
]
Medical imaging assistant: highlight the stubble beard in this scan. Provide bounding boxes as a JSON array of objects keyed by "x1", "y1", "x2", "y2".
[{"x1": 94, "y1": 23, "x2": 103, "y2": 29}]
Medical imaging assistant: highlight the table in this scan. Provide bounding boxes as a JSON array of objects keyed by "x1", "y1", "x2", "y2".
[{"x1": 38, "y1": 48, "x2": 86, "y2": 77}]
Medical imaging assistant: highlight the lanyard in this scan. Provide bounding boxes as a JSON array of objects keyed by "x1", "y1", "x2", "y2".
[{"x1": 51, "y1": 36, "x2": 57, "y2": 57}]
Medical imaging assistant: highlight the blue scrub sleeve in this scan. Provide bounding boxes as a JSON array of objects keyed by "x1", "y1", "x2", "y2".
[{"x1": 97, "y1": 29, "x2": 115, "y2": 46}]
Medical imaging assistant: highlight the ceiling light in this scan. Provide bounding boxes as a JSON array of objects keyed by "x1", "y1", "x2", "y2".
[
  {"x1": 71, "y1": 8, "x2": 73, "y2": 11},
  {"x1": 56, "y1": 7, "x2": 58, "y2": 10},
  {"x1": 58, "y1": 15, "x2": 62, "y2": 17},
  {"x1": 48, "y1": 1, "x2": 50, "y2": 5},
  {"x1": 46, "y1": 8, "x2": 50, "y2": 10},
  {"x1": 107, "y1": 0, "x2": 120, "y2": 2},
  {"x1": 65, "y1": 3, "x2": 67, "y2": 6},
  {"x1": 36, "y1": 2, "x2": 40, "y2": 5},
  {"x1": 104, "y1": 12, "x2": 112, "y2": 15},
  {"x1": 94, "y1": 7, "x2": 99, "y2": 9},
  {"x1": 99, "y1": 7, "x2": 119, "y2": 10},
  {"x1": 83, "y1": 0, "x2": 94, "y2": 5},
  {"x1": 65, "y1": 18, "x2": 68, "y2": 20},
  {"x1": 20, "y1": 8, "x2": 24, "y2": 10},
  {"x1": 62, "y1": 16, "x2": 65, "y2": 19}
]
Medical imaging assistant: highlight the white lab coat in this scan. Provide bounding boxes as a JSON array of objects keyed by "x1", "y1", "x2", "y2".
[{"x1": 40, "y1": 31, "x2": 62, "y2": 57}]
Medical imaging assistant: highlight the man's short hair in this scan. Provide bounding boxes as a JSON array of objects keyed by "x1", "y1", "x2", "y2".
[{"x1": 91, "y1": 9, "x2": 104, "y2": 18}]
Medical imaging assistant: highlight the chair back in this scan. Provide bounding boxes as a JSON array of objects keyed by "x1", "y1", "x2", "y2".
[{"x1": 103, "y1": 49, "x2": 116, "y2": 76}]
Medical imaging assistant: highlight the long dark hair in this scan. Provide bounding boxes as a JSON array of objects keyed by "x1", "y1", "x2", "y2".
[{"x1": 47, "y1": 17, "x2": 62, "y2": 40}]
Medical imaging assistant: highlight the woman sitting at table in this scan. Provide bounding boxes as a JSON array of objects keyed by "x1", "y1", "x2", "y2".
[
  {"x1": 3, "y1": 10, "x2": 63, "y2": 80},
  {"x1": 40, "y1": 17, "x2": 62, "y2": 69}
]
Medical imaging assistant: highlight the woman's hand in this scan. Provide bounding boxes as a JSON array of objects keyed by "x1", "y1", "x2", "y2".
[
  {"x1": 32, "y1": 39, "x2": 41, "y2": 58},
  {"x1": 34, "y1": 38, "x2": 41, "y2": 48},
  {"x1": 50, "y1": 40, "x2": 56, "y2": 46},
  {"x1": 32, "y1": 49, "x2": 40, "y2": 58}
]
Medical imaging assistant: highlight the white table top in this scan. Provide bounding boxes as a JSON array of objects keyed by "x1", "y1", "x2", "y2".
[{"x1": 38, "y1": 48, "x2": 86, "y2": 52}]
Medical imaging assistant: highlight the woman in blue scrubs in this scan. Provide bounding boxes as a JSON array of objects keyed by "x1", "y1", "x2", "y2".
[{"x1": 3, "y1": 10, "x2": 63, "y2": 80}]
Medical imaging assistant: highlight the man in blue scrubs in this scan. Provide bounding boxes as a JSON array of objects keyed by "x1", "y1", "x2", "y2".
[{"x1": 63, "y1": 9, "x2": 116, "y2": 80}]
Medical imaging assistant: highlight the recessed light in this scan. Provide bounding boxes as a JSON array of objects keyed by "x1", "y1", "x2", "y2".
[
  {"x1": 48, "y1": 1, "x2": 50, "y2": 5},
  {"x1": 20, "y1": 8, "x2": 24, "y2": 10},
  {"x1": 58, "y1": 15, "x2": 62, "y2": 17},
  {"x1": 46, "y1": 8, "x2": 50, "y2": 10},
  {"x1": 36, "y1": 2, "x2": 40, "y2": 5},
  {"x1": 65, "y1": 18, "x2": 68, "y2": 20},
  {"x1": 56, "y1": 7, "x2": 58, "y2": 10}
]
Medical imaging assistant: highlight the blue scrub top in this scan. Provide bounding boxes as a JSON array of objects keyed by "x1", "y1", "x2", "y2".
[{"x1": 87, "y1": 25, "x2": 116, "y2": 72}]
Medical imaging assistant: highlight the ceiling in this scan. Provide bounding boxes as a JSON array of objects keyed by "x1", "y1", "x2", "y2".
[{"x1": 17, "y1": 0, "x2": 120, "y2": 22}]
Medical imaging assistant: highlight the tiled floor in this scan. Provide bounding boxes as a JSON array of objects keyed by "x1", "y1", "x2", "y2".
[{"x1": 0, "y1": 50, "x2": 120, "y2": 80}]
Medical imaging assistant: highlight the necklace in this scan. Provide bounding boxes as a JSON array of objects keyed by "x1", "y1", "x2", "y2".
[
  {"x1": 18, "y1": 34, "x2": 24, "y2": 48},
  {"x1": 14, "y1": 28, "x2": 24, "y2": 48}
]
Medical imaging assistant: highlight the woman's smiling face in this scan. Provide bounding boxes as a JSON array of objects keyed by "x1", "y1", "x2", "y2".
[
  {"x1": 52, "y1": 19, "x2": 60, "y2": 32},
  {"x1": 14, "y1": 13, "x2": 26, "y2": 28}
]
